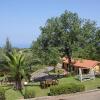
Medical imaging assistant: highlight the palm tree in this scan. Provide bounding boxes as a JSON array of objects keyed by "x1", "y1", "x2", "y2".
[{"x1": 4, "y1": 50, "x2": 25, "y2": 90}]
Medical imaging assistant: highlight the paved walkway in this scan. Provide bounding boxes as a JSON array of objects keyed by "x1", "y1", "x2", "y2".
[{"x1": 22, "y1": 90, "x2": 100, "y2": 100}]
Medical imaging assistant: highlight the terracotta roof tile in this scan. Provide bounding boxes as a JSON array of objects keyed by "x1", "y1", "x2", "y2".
[
  {"x1": 73, "y1": 59, "x2": 100, "y2": 68},
  {"x1": 62, "y1": 57, "x2": 100, "y2": 68}
]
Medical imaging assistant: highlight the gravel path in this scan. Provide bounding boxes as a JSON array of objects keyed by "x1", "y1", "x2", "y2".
[{"x1": 21, "y1": 90, "x2": 100, "y2": 100}]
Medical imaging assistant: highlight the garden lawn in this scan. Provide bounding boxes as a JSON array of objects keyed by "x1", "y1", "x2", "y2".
[
  {"x1": 59, "y1": 76, "x2": 100, "y2": 90},
  {"x1": 2, "y1": 76, "x2": 100, "y2": 100}
]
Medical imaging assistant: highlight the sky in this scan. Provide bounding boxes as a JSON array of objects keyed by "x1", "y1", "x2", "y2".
[{"x1": 0, "y1": 0, "x2": 100, "y2": 48}]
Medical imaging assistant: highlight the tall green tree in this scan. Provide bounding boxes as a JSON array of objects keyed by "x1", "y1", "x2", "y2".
[
  {"x1": 31, "y1": 10, "x2": 100, "y2": 65},
  {"x1": 93, "y1": 29, "x2": 100, "y2": 60},
  {"x1": 4, "y1": 38, "x2": 12, "y2": 53}
]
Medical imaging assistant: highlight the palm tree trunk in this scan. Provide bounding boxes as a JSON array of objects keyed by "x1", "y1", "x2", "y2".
[{"x1": 14, "y1": 75, "x2": 22, "y2": 90}]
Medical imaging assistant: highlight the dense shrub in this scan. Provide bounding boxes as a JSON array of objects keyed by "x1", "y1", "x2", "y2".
[
  {"x1": 67, "y1": 71, "x2": 76, "y2": 77},
  {"x1": 49, "y1": 83, "x2": 85, "y2": 96},
  {"x1": 0, "y1": 87, "x2": 5, "y2": 100},
  {"x1": 24, "y1": 87, "x2": 35, "y2": 99},
  {"x1": 55, "y1": 69, "x2": 64, "y2": 74}
]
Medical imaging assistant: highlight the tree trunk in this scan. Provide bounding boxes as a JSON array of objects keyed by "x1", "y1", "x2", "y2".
[
  {"x1": 68, "y1": 56, "x2": 71, "y2": 72},
  {"x1": 54, "y1": 66, "x2": 56, "y2": 73},
  {"x1": 14, "y1": 75, "x2": 22, "y2": 90}
]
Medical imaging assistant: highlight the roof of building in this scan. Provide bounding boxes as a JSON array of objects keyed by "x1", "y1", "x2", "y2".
[
  {"x1": 73, "y1": 59, "x2": 100, "y2": 69},
  {"x1": 62, "y1": 57, "x2": 100, "y2": 69}
]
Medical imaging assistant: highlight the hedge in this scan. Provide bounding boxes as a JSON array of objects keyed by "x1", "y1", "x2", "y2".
[
  {"x1": 0, "y1": 87, "x2": 5, "y2": 100},
  {"x1": 49, "y1": 83, "x2": 85, "y2": 96},
  {"x1": 24, "y1": 87, "x2": 35, "y2": 99}
]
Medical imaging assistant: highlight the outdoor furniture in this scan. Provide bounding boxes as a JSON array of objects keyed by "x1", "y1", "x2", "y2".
[{"x1": 40, "y1": 78, "x2": 59, "y2": 88}]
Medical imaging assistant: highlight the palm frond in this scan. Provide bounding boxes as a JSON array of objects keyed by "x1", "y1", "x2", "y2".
[{"x1": 4, "y1": 50, "x2": 26, "y2": 79}]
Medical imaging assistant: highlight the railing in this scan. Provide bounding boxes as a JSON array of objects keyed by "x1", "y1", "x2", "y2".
[{"x1": 77, "y1": 74, "x2": 95, "y2": 82}]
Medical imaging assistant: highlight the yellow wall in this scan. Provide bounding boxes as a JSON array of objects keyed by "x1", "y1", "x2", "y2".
[{"x1": 94, "y1": 65, "x2": 100, "y2": 73}]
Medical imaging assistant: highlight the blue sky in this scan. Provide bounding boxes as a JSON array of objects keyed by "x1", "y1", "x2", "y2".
[{"x1": 0, "y1": 0, "x2": 100, "y2": 48}]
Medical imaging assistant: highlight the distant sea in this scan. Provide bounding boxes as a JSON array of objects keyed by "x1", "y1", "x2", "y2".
[
  {"x1": 15, "y1": 43, "x2": 31, "y2": 48},
  {"x1": 0, "y1": 43, "x2": 31, "y2": 48}
]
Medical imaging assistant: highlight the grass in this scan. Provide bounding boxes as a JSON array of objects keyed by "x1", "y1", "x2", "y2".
[
  {"x1": 1, "y1": 76, "x2": 100, "y2": 100},
  {"x1": 27, "y1": 85, "x2": 49, "y2": 97},
  {"x1": 82, "y1": 78, "x2": 100, "y2": 90},
  {"x1": 1, "y1": 85, "x2": 23, "y2": 100},
  {"x1": 5, "y1": 89, "x2": 23, "y2": 100},
  {"x1": 59, "y1": 76, "x2": 100, "y2": 90}
]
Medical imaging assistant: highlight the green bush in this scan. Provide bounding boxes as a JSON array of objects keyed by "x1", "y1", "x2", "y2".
[
  {"x1": 24, "y1": 87, "x2": 35, "y2": 99},
  {"x1": 49, "y1": 83, "x2": 85, "y2": 96},
  {"x1": 55, "y1": 69, "x2": 64, "y2": 74},
  {"x1": 0, "y1": 87, "x2": 5, "y2": 100}
]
